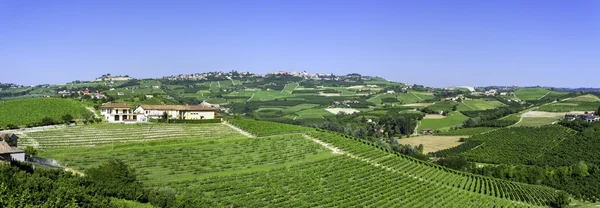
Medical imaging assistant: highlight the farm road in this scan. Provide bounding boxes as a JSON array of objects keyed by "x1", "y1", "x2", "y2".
[{"x1": 222, "y1": 121, "x2": 256, "y2": 138}]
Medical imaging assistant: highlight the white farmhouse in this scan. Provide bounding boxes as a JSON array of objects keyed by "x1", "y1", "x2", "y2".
[
  {"x1": 100, "y1": 103, "x2": 145, "y2": 123},
  {"x1": 135, "y1": 105, "x2": 216, "y2": 120}
]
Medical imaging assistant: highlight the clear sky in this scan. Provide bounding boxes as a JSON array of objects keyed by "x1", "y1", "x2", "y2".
[{"x1": 1, "y1": 0, "x2": 599, "y2": 87}]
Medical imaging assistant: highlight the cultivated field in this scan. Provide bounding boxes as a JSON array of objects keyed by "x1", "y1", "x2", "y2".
[
  {"x1": 32, "y1": 119, "x2": 562, "y2": 207},
  {"x1": 398, "y1": 135, "x2": 463, "y2": 154},
  {"x1": 514, "y1": 88, "x2": 567, "y2": 100},
  {"x1": 418, "y1": 111, "x2": 469, "y2": 131},
  {"x1": 18, "y1": 123, "x2": 243, "y2": 148}
]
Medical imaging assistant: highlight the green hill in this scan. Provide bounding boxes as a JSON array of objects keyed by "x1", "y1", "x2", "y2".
[{"x1": 0, "y1": 98, "x2": 92, "y2": 127}]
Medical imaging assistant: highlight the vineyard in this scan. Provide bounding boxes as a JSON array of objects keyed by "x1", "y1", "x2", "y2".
[
  {"x1": 30, "y1": 119, "x2": 565, "y2": 207},
  {"x1": 18, "y1": 123, "x2": 243, "y2": 148},
  {"x1": 39, "y1": 133, "x2": 332, "y2": 184},
  {"x1": 436, "y1": 127, "x2": 497, "y2": 136},
  {"x1": 460, "y1": 126, "x2": 575, "y2": 164},
  {"x1": 0, "y1": 98, "x2": 92, "y2": 127},
  {"x1": 227, "y1": 118, "x2": 312, "y2": 136}
]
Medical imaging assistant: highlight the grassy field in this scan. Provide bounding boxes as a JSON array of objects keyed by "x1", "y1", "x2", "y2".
[
  {"x1": 461, "y1": 99, "x2": 505, "y2": 110},
  {"x1": 514, "y1": 88, "x2": 567, "y2": 100},
  {"x1": 538, "y1": 100, "x2": 600, "y2": 112},
  {"x1": 367, "y1": 91, "x2": 433, "y2": 106},
  {"x1": 0, "y1": 98, "x2": 93, "y2": 127},
  {"x1": 418, "y1": 111, "x2": 469, "y2": 131}
]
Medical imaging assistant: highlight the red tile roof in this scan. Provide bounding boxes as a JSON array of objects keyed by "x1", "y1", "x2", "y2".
[
  {"x1": 0, "y1": 141, "x2": 23, "y2": 154},
  {"x1": 100, "y1": 103, "x2": 131, "y2": 108},
  {"x1": 139, "y1": 105, "x2": 215, "y2": 111}
]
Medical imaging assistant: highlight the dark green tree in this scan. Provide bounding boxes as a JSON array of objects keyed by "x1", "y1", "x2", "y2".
[{"x1": 62, "y1": 114, "x2": 74, "y2": 124}]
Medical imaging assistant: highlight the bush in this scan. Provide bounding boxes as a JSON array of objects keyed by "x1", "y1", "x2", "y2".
[
  {"x1": 6, "y1": 123, "x2": 18, "y2": 129},
  {"x1": 41, "y1": 117, "x2": 55, "y2": 126}
]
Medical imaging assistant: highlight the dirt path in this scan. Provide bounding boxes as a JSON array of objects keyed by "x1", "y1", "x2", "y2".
[
  {"x1": 538, "y1": 92, "x2": 551, "y2": 100},
  {"x1": 221, "y1": 121, "x2": 256, "y2": 138},
  {"x1": 410, "y1": 92, "x2": 423, "y2": 100},
  {"x1": 304, "y1": 135, "x2": 343, "y2": 154},
  {"x1": 86, "y1": 107, "x2": 99, "y2": 119},
  {"x1": 461, "y1": 101, "x2": 475, "y2": 110}
]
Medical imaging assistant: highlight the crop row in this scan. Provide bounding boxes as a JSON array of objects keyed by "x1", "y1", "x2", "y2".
[
  {"x1": 168, "y1": 156, "x2": 529, "y2": 207},
  {"x1": 19, "y1": 123, "x2": 242, "y2": 148},
  {"x1": 308, "y1": 130, "x2": 560, "y2": 206}
]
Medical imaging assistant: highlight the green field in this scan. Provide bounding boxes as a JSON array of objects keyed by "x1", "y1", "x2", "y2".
[
  {"x1": 513, "y1": 117, "x2": 559, "y2": 127},
  {"x1": 367, "y1": 91, "x2": 433, "y2": 106},
  {"x1": 418, "y1": 111, "x2": 469, "y2": 131},
  {"x1": 30, "y1": 120, "x2": 562, "y2": 207},
  {"x1": 460, "y1": 99, "x2": 505, "y2": 110},
  {"x1": 537, "y1": 100, "x2": 600, "y2": 112},
  {"x1": 514, "y1": 88, "x2": 567, "y2": 100},
  {"x1": 0, "y1": 98, "x2": 93, "y2": 127},
  {"x1": 436, "y1": 127, "x2": 498, "y2": 136}
]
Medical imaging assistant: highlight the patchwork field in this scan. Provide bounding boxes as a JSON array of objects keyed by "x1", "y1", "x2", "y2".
[
  {"x1": 398, "y1": 135, "x2": 463, "y2": 154},
  {"x1": 418, "y1": 111, "x2": 469, "y2": 131}
]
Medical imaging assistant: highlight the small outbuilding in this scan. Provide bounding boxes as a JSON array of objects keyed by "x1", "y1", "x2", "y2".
[{"x1": 0, "y1": 133, "x2": 24, "y2": 162}]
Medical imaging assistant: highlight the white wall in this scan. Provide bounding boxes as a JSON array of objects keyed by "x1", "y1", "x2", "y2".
[{"x1": 11, "y1": 153, "x2": 25, "y2": 162}]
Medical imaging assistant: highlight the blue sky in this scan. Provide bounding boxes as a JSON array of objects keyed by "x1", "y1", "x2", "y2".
[{"x1": 1, "y1": 0, "x2": 599, "y2": 87}]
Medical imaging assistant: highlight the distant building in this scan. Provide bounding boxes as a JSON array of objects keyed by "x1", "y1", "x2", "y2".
[
  {"x1": 564, "y1": 114, "x2": 600, "y2": 122},
  {"x1": 420, "y1": 129, "x2": 434, "y2": 135}
]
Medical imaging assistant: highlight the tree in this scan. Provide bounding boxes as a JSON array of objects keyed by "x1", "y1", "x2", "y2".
[
  {"x1": 550, "y1": 191, "x2": 571, "y2": 208},
  {"x1": 595, "y1": 105, "x2": 600, "y2": 116},
  {"x1": 451, "y1": 105, "x2": 458, "y2": 111},
  {"x1": 41, "y1": 117, "x2": 55, "y2": 126},
  {"x1": 62, "y1": 114, "x2": 74, "y2": 124},
  {"x1": 24, "y1": 146, "x2": 37, "y2": 157}
]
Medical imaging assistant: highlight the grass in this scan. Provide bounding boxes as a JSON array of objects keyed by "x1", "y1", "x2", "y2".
[
  {"x1": 461, "y1": 99, "x2": 505, "y2": 110},
  {"x1": 418, "y1": 111, "x2": 469, "y2": 131},
  {"x1": 567, "y1": 94, "x2": 600, "y2": 102},
  {"x1": 290, "y1": 108, "x2": 333, "y2": 120},
  {"x1": 513, "y1": 117, "x2": 559, "y2": 127},
  {"x1": 537, "y1": 101, "x2": 600, "y2": 112},
  {"x1": 281, "y1": 83, "x2": 299, "y2": 94},
  {"x1": 367, "y1": 91, "x2": 433, "y2": 106},
  {"x1": 0, "y1": 98, "x2": 92, "y2": 127},
  {"x1": 514, "y1": 88, "x2": 567, "y2": 100},
  {"x1": 436, "y1": 127, "x2": 498, "y2": 136}
]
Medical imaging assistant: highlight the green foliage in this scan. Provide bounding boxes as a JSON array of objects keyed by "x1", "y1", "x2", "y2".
[
  {"x1": 0, "y1": 161, "x2": 150, "y2": 207},
  {"x1": 24, "y1": 146, "x2": 37, "y2": 157},
  {"x1": 86, "y1": 159, "x2": 147, "y2": 201},
  {"x1": 0, "y1": 98, "x2": 92, "y2": 127}
]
